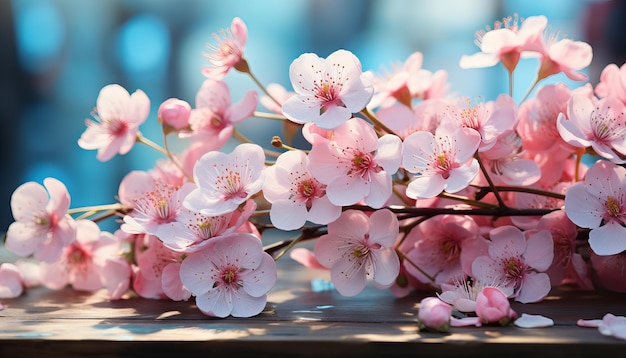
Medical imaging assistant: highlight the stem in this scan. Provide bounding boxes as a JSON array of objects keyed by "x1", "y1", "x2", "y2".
[
  {"x1": 360, "y1": 107, "x2": 397, "y2": 137},
  {"x1": 574, "y1": 147, "x2": 585, "y2": 182},
  {"x1": 136, "y1": 133, "x2": 168, "y2": 156},
  {"x1": 508, "y1": 69, "x2": 514, "y2": 98},
  {"x1": 520, "y1": 77, "x2": 540, "y2": 104},
  {"x1": 346, "y1": 204, "x2": 560, "y2": 218},
  {"x1": 438, "y1": 192, "x2": 500, "y2": 209},
  {"x1": 253, "y1": 111, "x2": 287, "y2": 121},
  {"x1": 68, "y1": 203, "x2": 129, "y2": 216},
  {"x1": 162, "y1": 126, "x2": 194, "y2": 182},
  {"x1": 243, "y1": 65, "x2": 281, "y2": 107},
  {"x1": 232, "y1": 128, "x2": 284, "y2": 158},
  {"x1": 396, "y1": 249, "x2": 436, "y2": 284},
  {"x1": 473, "y1": 185, "x2": 566, "y2": 201},
  {"x1": 273, "y1": 234, "x2": 304, "y2": 261},
  {"x1": 474, "y1": 152, "x2": 506, "y2": 207}
]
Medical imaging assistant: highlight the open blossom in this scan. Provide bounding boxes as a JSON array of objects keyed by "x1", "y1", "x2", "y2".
[
  {"x1": 536, "y1": 38, "x2": 593, "y2": 82},
  {"x1": 39, "y1": 220, "x2": 129, "y2": 294},
  {"x1": 78, "y1": 84, "x2": 150, "y2": 162},
  {"x1": 564, "y1": 160, "x2": 626, "y2": 255},
  {"x1": 282, "y1": 49, "x2": 374, "y2": 129},
  {"x1": 184, "y1": 79, "x2": 258, "y2": 152},
  {"x1": 314, "y1": 209, "x2": 400, "y2": 296},
  {"x1": 202, "y1": 17, "x2": 248, "y2": 80},
  {"x1": 460, "y1": 15, "x2": 547, "y2": 72},
  {"x1": 184, "y1": 143, "x2": 265, "y2": 216},
  {"x1": 5, "y1": 177, "x2": 77, "y2": 263},
  {"x1": 472, "y1": 226, "x2": 554, "y2": 303},
  {"x1": 557, "y1": 94, "x2": 626, "y2": 164},
  {"x1": 402, "y1": 127, "x2": 481, "y2": 199},
  {"x1": 263, "y1": 150, "x2": 340, "y2": 230},
  {"x1": 308, "y1": 117, "x2": 402, "y2": 208},
  {"x1": 180, "y1": 233, "x2": 277, "y2": 318}
]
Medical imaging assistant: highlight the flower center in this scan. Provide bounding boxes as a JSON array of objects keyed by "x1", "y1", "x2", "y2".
[
  {"x1": 606, "y1": 196, "x2": 622, "y2": 218},
  {"x1": 502, "y1": 256, "x2": 526, "y2": 282},
  {"x1": 215, "y1": 167, "x2": 248, "y2": 200},
  {"x1": 133, "y1": 182, "x2": 179, "y2": 223},
  {"x1": 220, "y1": 265, "x2": 241, "y2": 287}
]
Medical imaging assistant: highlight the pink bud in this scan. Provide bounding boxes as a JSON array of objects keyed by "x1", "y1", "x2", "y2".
[
  {"x1": 158, "y1": 98, "x2": 191, "y2": 130},
  {"x1": 475, "y1": 287, "x2": 517, "y2": 325},
  {"x1": 0, "y1": 263, "x2": 24, "y2": 298},
  {"x1": 418, "y1": 296, "x2": 452, "y2": 332}
]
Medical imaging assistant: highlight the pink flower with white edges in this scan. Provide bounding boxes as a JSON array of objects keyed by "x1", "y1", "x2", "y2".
[
  {"x1": 314, "y1": 209, "x2": 400, "y2": 296},
  {"x1": 184, "y1": 143, "x2": 265, "y2": 216},
  {"x1": 184, "y1": 79, "x2": 258, "y2": 152},
  {"x1": 78, "y1": 84, "x2": 150, "y2": 162},
  {"x1": 263, "y1": 150, "x2": 340, "y2": 230},
  {"x1": 557, "y1": 94, "x2": 626, "y2": 164},
  {"x1": 0, "y1": 263, "x2": 24, "y2": 299},
  {"x1": 180, "y1": 233, "x2": 277, "y2": 318},
  {"x1": 402, "y1": 127, "x2": 481, "y2": 199},
  {"x1": 202, "y1": 17, "x2": 247, "y2": 80},
  {"x1": 307, "y1": 117, "x2": 402, "y2": 208},
  {"x1": 282, "y1": 49, "x2": 374, "y2": 129},
  {"x1": 460, "y1": 15, "x2": 547, "y2": 72},
  {"x1": 564, "y1": 160, "x2": 626, "y2": 255},
  {"x1": 156, "y1": 199, "x2": 257, "y2": 253},
  {"x1": 5, "y1": 177, "x2": 77, "y2": 263},
  {"x1": 39, "y1": 220, "x2": 129, "y2": 294},
  {"x1": 471, "y1": 226, "x2": 554, "y2": 303}
]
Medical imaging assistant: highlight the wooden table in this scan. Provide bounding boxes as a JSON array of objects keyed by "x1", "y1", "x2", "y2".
[{"x1": 1, "y1": 254, "x2": 626, "y2": 357}]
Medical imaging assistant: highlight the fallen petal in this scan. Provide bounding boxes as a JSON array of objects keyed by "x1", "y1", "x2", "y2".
[{"x1": 514, "y1": 313, "x2": 554, "y2": 328}]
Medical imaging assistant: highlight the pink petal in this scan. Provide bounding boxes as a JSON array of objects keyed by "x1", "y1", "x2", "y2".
[
  {"x1": 516, "y1": 271, "x2": 551, "y2": 303},
  {"x1": 307, "y1": 195, "x2": 341, "y2": 225},
  {"x1": 241, "y1": 253, "x2": 277, "y2": 297},
  {"x1": 10, "y1": 181, "x2": 48, "y2": 222},
  {"x1": 368, "y1": 209, "x2": 399, "y2": 247},
  {"x1": 459, "y1": 52, "x2": 500, "y2": 69},
  {"x1": 524, "y1": 229, "x2": 554, "y2": 272},
  {"x1": 514, "y1": 313, "x2": 554, "y2": 328},
  {"x1": 588, "y1": 222, "x2": 626, "y2": 255},
  {"x1": 161, "y1": 262, "x2": 191, "y2": 301},
  {"x1": 227, "y1": 90, "x2": 258, "y2": 123},
  {"x1": 230, "y1": 292, "x2": 267, "y2": 318},
  {"x1": 269, "y1": 199, "x2": 308, "y2": 231},
  {"x1": 0, "y1": 263, "x2": 24, "y2": 298},
  {"x1": 371, "y1": 248, "x2": 400, "y2": 286},
  {"x1": 564, "y1": 182, "x2": 604, "y2": 229},
  {"x1": 289, "y1": 248, "x2": 327, "y2": 270},
  {"x1": 330, "y1": 256, "x2": 367, "y2": 296}
]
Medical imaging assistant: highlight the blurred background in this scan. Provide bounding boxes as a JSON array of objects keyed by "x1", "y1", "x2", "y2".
[{"x1": 1, "y1": 0, "x2": 625, "y2": 232}]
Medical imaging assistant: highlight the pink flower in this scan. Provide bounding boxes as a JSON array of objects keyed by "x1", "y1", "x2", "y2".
[
  {"x1": 132, "y1": 234, "x2": 185, "y2": 300},
  {"x1": 0, "y1": 263, "x2": 24, "y2": 299},
  {"x1": 184, "y1": 79, "x2": 258, "y2": 152},
  {"x1": 564, "y1": 160, "x2": 626, "y2": 255},
  {"x1": 39, "y1": 220, "x2": 128, "y2": 293},
  {"x1": 314, "y1": 209, "x2": 400, "y2": 296},
  {"x1": 439, "y1": 276, "x2": 507, "y2": 313},
  {"x1": 375, "y1": 99, "x2": 445, "y2": 140},
  {"x1": 263, "y1": 150, "x2": 340, "y2": 230},
  {"x1": 417, "y1": 296, "x2": 452, "y2": 332},
  {"x1": 471, "y1": 226, "x2": 554, "y2": 303},
  {"x1": 578, "y1": 313, "x2": 626, "y2": 341},
  {"x1": 536, "y1": 38, "x2": 593, "y2": 82},
  {"x1": 260, "y1": 83, "x2": 295, "y2": 114},
  {"x1": 184, "y1": 143, "x2": 265, "y2": 216},
  {"x1": 158, "y1": 98, "x2": 191, "y2": 130},
  {"x1": 202, "y1": 17, "x2": 248, "y2": 80},
  {"x1": 557, "y1": 94, "x2": 626, "y2": 164},
  {"x1": 402, "y1": 127, "x2": 481, "y2": 199},
  {"x1": 460, "y1": 15, "x2": 547, "y2": 72},
  {"x1": 282, "y1": 49, "x2": 374, "y2": 129},
  {"x1": 595, "y1": 63, "x2": 626, "y2": 104},
  {"x1": 179, "y1": 233, "x2": 277, "y2": 318},
  {"x1": 5, "y1": 177, "x2": 77, "y2": 263},
  {"x1": 78, "y1": 84, "x2": 150, "y2": 161},
  {"x1": 590, "y1": 252, "x2": 626, "y2": 292},
  {"x1": 307, "y1": 117, "x2": 402, "y2": 208},
  {"x1": 478, "y1": 131, "x2": 541, "y2": 186},
  {"x1": 475, "y1": 287, "x2": 517, "y2": 325}
]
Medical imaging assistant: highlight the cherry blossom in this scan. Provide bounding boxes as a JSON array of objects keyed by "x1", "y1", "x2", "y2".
[
  {"x1": 475, "y1": 287, "x2": 517, "y2": 326},
  {"x1": 184, "y1": 143, "x2": 266, "y2": 216},
  {"x1": 39, "y1": 220, "x2": 129, "y2": 294},
  {"x1": 471, "y1": 226, "x2": 554, "y2": 303},
  {"x1": 375, "y1": 99, "x2": 445, "y2": 140},
  {"x1": 158, "y1": 98, "x2": 191, "y2": 130},
  {"x1": 314, "y1": 209, "x2": 400, "y2": 296},
  {"x1": 478, "y1": 131, "x2": 541, "y2": 186},
  {"x1": 179, "y1": 233, "x2": 277, "y2": 318},
  {"x1": 460, "y1": 15, "x2": 547, "y2": 72},
  {"x1": 202, "y1": 17, "x2": 248, "y2": 80},
  {"x1": 564, "y1": 160, "x2": 626, "y2": 255},
  {"x1": 78, "y1": 84, "x2": 150, "y2": 161},
  {"x1": 282, "y1": 49, "x2": 374, "y2": 129},
  {"x1": 307, "y1": 117, "x2": 402, "y2": 208},
  {"x1": 439, "y1": 276, "x2": 509, "y2": 313},
  {"x1": 0, "y1": 263, "x2": 24, "y2": 299},
  {"x1": 402, "y1": 127, "x2": 481, "y2": 199},
  {"x1": 536, "y1": 38, "x2": 593, "y2": 82},
  {"x1": 557, "y1": 94, "x2": 626, "y2": 164},
  {"x1": 417, "y1": 296, "x2": 452, "y2": 332},
  {"x1": 578, "y1": 314, "x2": 626, "y2": 341},
  {"x1": 595, "y1": 63, "x2": 626, "y2": 104},
  {"x1": 263, "y1": 150, "x2": 340, "y2": 230},
  {"x1": 184, "y1": 79, "x2": 258, "y2": 152},
  {"x1": 5, "y1": 177, "x2": 77, "y2": 263}
]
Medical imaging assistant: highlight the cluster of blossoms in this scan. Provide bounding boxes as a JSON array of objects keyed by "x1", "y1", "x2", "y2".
[{"x1": 1, "y1": 15, "x2": 625, "y2": 337}]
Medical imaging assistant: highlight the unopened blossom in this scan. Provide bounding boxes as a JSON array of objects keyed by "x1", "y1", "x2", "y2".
[
  {"x1": 78, "y1": 84, "x2": 150, "y2": 161},
  {"x1": 5, "y1": 177, "x2": 77, "y2": 263},
  {"x1": 472, "y1": 226, "x2": 554, "y2": 303},
  {"x1": 417, "y1": 296, "x2": 452, "y2": 333},
  {"x1": 263, "y1": 150, "x2": 340, "y2": 230},
  {"x1": 39, "y1": 220, "x2": 128, "y2": 293},
  {"x1": 314, "y1": 209, "x2": 400, "y2": 296},
  {"x1": 202, "y1": 17, "x2": 248, "y2": 80},
  {"x1": 475, "y1": 287, "x2": 517, "y2": 325},
  {"x1": 564, "y1": 160, "x2": 626, "y2": 255},
  {"x1": 158, "y1": 98, "x2": 191, "y2": 130},
  {"x1": 307, "y1": 117, "x2": 402, "y2": 208},
  {"x1": 439, "y1": 276, "x2": 510, "y2": 313},
  {"x1": 184, "y1": 79, "x2": 258, "y2": 152},
  {"x1": 184, "y1": 143, "x2": 266, "y2": 216},
  {"x1": 180, "y1": 233, "x2": 277, "y2": 318},
  {"x1": 402, "y1": 127, "x2": 481, "y2": 199},
  {"x1": 460, "y1": 15, "x2": 547, "y2": 72},
  {"x1": 557, "y1": 94, "x2": 626, "y2": 164},
  {"x1": 282, "y1": 49, "x2": 374, "y2": 129},
  {"x1": 0, "y1": 263, "x2": 24, "y2": 299}
]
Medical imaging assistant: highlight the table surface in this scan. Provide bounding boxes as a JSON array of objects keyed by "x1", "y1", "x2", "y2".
[{"x1": 1, "y1": 251, "x2": 626, "y2": 358}]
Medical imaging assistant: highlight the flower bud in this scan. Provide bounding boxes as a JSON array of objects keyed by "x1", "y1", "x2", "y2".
[
  {"x1": 158, "y1": 98, "x2": 191, "y2": 130},
  {"x1": 418, "y1": 296, "x2": 452, "y2": 332},
  {"x1": 475, "y1": 287, "x2": 517, "y2": 325}
]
